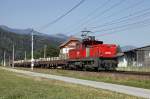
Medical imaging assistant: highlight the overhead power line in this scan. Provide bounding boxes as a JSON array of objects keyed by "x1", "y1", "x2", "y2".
[
  {"x1": 91, "y1": 11, "x2": 150, "y2": 29},
  {"x1": 67, "y1": 0, "x2": 126, "y2": 34},
  {"x1": 71, "y1": 1, "x2": 150, "y2": 38},
  {"x1": 64, "y1": 0, "x2": 111, "y2": 33},
  {"x1": 38, "y1": 0, "x2": 86, "y2": 31},
  {"x1": 73, "y1": 17, "x2": 150, "y2": 38},
  {"x1": 93, "y1": 18, "x2": 150, "y2": 33},
  {"x1": 102, "y1": 0, "x2": 144, "y2": 20},
  {"x1": 88, "y1": 0, "x2": 144, "y2": 26},
  {"x1": 94, "y1": 21, "x2": 150, "y2": 37},
  {"x1": 90, "y1": 7, "x2": 150, "y2": 29},
  {"x1": 78, "y1": 0, "x2": 126, "y2": 28},
  {"x1": 74, "y1": 11, "x2": 150, "y2": 37}
]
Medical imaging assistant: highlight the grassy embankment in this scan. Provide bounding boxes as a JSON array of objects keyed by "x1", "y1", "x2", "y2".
[
  {"x1": 117, "y1": 66, "x2": 150, "y2": 72},
  {"x1": 16, "y1": 67, "x2": 150, "y2": 89},
  {"x1": 0, "y1": 68, "x2": 140, "y2": 99}
]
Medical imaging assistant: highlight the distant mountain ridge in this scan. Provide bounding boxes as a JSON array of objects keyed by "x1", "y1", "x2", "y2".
[
  {"x1": 0, "y1": 25, "x2": 33, "y2": 35},
  {"x1": 0, "y1": 25, "x2": 68, "y2": 40},
  {"x1": 52, "y1": 33, "x2": 68, "y2": 39}
]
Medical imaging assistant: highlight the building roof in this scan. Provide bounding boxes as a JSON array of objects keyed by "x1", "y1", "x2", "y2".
[
  {"x1": 59, "y1": 36, "x2": 81, "y2": 48},
  {"x1": 123, "y1": 45, "x2": 150, "y2": 53}
]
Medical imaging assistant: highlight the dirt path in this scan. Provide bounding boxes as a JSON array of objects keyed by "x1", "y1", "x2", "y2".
[{"x1": 1, "y1": 67, "x2": 150, "y2": 98}]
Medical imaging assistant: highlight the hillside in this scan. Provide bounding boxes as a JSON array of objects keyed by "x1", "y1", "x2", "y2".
[{"x1": 0, "y1": 26, "x2": 67, "y2": 64}]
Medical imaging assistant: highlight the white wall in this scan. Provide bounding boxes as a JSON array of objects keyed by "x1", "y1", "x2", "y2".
[
  {"x1": 118, "y1": 56, "x2": 128, "y2": 67},
  {"x1": 59, "y1": 47, "x2": 74, "y2": 59},
  {"x1": 62, "y1": 48, "x2": 73, "y2": 54}
]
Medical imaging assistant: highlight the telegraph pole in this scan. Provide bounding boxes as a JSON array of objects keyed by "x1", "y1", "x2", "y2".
[
  {"x1": 44, "y1": 45, "x2": 47, "y2": 58},
  {"x1": 24, "y1": 51, "x2": 27, "y2": 60},
  {"x1": 3, "y1": 51, "x2": 6, "y2": 67},
  {"x1": 9, "y1": 56, "x2": 10, "y2": 67},
  {"x1": 1, "y1": 60, "x2": 3, "y2": 66},
  {"x1": 12, "y1": 44, "x2": 14, "y2": 68},
  {"x1": 31, "y1": 29, "x2": 34, "y2": 70}
]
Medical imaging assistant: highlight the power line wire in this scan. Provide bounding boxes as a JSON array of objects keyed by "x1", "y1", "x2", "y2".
[
  {"x1": 73, "y1": 11, "x2": 150, "y2": 37},
  {"x1": 94, "y1": 22, "x2": 150, "y2": 37},
  {"x1": 77, "y1": 0, "x2": 126, "y2": 29},
  {"x1": 74, "y1": 20, "x2": 150, "y2": 36},
  {"x1": 91, "y1": 11, "x2": 150, "y2": 29},
  {"x1": 71, "y1": 1, "x2": 150, "y2": 37},
  {"x1": 88, "y1": 0, "x2": 144, "y2": 26},
  {"x1": 38, "y1": 0, "x2": 86, "y2": 31},
  {"x1": 66, "y1": 0, "x2": 125, "y2": 34},
  {"x1": 90, "y1": 7, "x2": 150, "y2": 29},
  {"x1": 93, "y1": 18, "x2": 150, "y2": 33},
  {"x1": 102, "y1": 0, "x2": 144, "y2": 19},
  {"x1": 63, "y1": 0, "x2": 111, "y2": 33}
]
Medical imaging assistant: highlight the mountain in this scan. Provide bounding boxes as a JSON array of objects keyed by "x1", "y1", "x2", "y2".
[
  {"x1": 0, "y1": 25, "x2": 68, "y2": 64},
  {"x1": 0, "y1": 25, "x2": 68, "y2": 40},
  {"x1": 51, "y1": 33, "x2": 68, "y2": 39},
  {"x1": 121, "y1": 45, "x2": 137, "y2": 52},
  {"x1": 0, "y1": 25, "x2": 33, "y2": 35}
]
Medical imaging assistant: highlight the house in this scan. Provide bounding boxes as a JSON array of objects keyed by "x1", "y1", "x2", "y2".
[
  {"x1": 59, "y1": 36, "x2": 81, "y2": 59},
  {"x1": 118, "y1": 45, "x2": 150, "y2": 67}
]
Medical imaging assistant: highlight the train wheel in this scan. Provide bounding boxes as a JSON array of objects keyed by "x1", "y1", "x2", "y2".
[
  {"x1": 82, "y1": 65, "x2": 87, "y2": 71},
  {"x1": 98, "y1": 66, "x2": 105, "y2": 71}
]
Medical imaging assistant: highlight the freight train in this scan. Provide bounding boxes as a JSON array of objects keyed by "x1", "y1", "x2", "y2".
[{"x1": 13, "y1": 35, "x2": 118, "y2": 71}]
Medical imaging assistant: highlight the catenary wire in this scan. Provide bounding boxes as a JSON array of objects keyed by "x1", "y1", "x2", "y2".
[{"x1": 37, "y1": 0, "x2": 86, "y2": 31}]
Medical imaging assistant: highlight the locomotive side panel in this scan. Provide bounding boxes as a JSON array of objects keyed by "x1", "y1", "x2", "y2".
[
  {"x1": 99, "y1": 44, "x2": 117, "y2": 58},
  {"x1": 76, "y1": 48, "x2": 86, "y2": 59},
  {"x1": 69, "y1": 49, "x2": 77, "y2": 59},
  {"x1": 89, "y1": 46, "x2": 99, "y2": 58}
]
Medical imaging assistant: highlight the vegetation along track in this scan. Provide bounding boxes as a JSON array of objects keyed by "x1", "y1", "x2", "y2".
[
  {"x1": 56, "y1": 67, "x2": 150, "y2": 77},
  {"x1": 20, "y1": 66, "x2": 150, "y2": 77},
  {"x1": 100, "y1": 70, "x2": 150, "y2": 76}
]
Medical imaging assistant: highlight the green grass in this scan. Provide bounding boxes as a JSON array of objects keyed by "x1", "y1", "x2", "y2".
[
  {"x1": 117, "y1": 66, "x2": 150, "y2": 72},
  {"x1": 0, "y1": 68, "x2": 140, "y2": 99},
  {"x1": 16, "y1": 67, "x2": 150, "y2": 89}
]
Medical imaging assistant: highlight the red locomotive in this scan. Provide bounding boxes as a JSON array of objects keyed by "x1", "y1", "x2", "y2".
[{"x1": 66, "y1": 34, "x2": 118, "y2": 71}]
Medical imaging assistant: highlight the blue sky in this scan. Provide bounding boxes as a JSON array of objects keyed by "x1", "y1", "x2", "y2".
[{"x1": 1, "y1": 0, "x2": 150, "y2": 47}]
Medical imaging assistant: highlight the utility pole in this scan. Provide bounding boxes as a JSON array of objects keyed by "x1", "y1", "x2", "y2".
[
  {"x1": 3, "y1": 51, "x2": 6, "y2": 66},
  {"x1": 31, "y1": 29, "x2": 34, "y2": 70},
  {"x1": 44, "y1": 45, "x2": 47, "y2": 58},
  {"x1": 9, "y1": 56, "x2": 10, "y2": 67},
  {"x1": 24, "y1": 51, "x2": 27, "y2": 60},
  {"x1": 12, "y1": 44, "x2": 14, "y2": 68},
  {"x1": 1, "y1": 60, "x2": 3, "y2": 66}
]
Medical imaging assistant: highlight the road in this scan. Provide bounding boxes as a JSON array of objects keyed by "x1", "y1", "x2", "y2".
[{"x1": 1, "y1": 67, "x2": 150, "y2": 98}]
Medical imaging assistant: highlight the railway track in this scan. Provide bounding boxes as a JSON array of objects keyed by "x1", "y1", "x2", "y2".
[
  {"x1": 44, "y1": 66, "x2": 149, "y2": 76},
  {"x1": 61, "y1": 68, "x2": 150, "y2": 76},
  {"x1": 41, "y1": 67, "x2": 150, "y2": 77},
  {"x1": 15, "y1": 64, "x2": 150, "y2": 76}
]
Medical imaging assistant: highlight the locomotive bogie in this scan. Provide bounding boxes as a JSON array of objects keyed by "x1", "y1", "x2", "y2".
[{"x1": 66, "y1": 57, "x2": 117, "y2": 71}]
